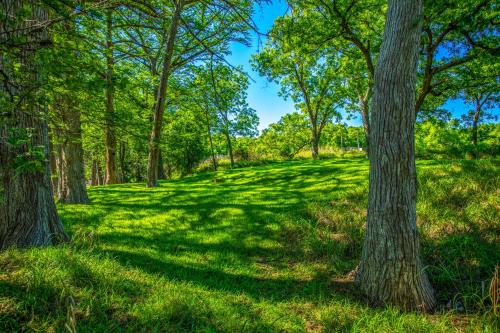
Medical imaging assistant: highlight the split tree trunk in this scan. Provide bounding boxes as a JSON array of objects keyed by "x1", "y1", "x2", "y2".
[
  {"x1": 0, "y1": 1, "x2": 68, "y2": 249},
  {"x1": 146, "y1": 0, "x2": 184, "y2": 187},
  {"x1": 357, "y1": 0, "x2": 436, "y2": 311},
  {"x1": 104, "y1": 8, "x2": 118, "y2": 185}
]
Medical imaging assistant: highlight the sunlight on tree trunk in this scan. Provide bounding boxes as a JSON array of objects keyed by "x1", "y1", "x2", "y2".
[
  {"x1": 357, "y1": 0, "x2": 436, "y2": 311},
  {"x1": 146, "y1": 0, "x2": 184, "y2": 187}
]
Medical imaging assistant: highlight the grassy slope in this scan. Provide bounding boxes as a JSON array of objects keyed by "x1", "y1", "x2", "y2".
[{"x1": 0, "y1": 158, "x2": 499, "y2": 332}]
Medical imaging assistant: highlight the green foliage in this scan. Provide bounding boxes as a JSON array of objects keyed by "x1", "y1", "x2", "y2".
[
  {"x1": 258, "y1": 112, "x2": 311, "y2": 158},
  {"x1": 416, "y1": 120, "x2": 500, "y2": 159},
  {"x1": 163, "y1": 109, "x2": 206, "y2": 176}
]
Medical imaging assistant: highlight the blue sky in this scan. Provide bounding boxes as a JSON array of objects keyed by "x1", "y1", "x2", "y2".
[{"x1": 225, "y1": 1, "x2": 498, "y2": 132}]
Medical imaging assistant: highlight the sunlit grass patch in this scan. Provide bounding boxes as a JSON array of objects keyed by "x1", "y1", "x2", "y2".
[{"x1": 1, "y1": 158, "x2": 498, "y2": 332}]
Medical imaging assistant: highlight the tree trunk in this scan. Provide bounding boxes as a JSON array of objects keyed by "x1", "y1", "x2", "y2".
[
  {"x1": 209, "y1": 130, "x2": 217, "y2": 171},
  {"x1": 311, "y1": 128, "x2": 319, "y2": 159},
  {"x1": 91, "y1": 160, "x2": 99, "y2": 186},
  {"x1": 104, "y1": 8, "x2": 118, "y2": 185},
  {"x1": 471, "y1": 98, "x2": 480, "y2": 159},
  {"x1": 0, "y1": 1, "x2": 68, "y2": 249},
  {"x1": 359, "y1": 96, "x2": 370, "y2": 158},
  {"x1": 158, "y1": 151, "x2": 165, "y2": 180},
  {"x1": 49, "y1": 137, "x2": 58, "y2": 192},
  {"x1": 56, "y1": 143, "x2": 64, "y2": 197},
  {"x1": 357, "y1": 0, "x2": 435, "y2": 311},
  {"x1": 56, "y1": 101, "x2": 88, "y2": 204},
  {"x1": 204, "y1": 107, "x2": 217, "y2": 171},
  {"x1": 97, "y1": 164, "x2": 104, "y2": 185},
  {"x1": 146, "y1": 0, "x2": 184, "y2": 187},
  {"x1": 118, "y1": 141, "x2": 126, "y2": 182}
]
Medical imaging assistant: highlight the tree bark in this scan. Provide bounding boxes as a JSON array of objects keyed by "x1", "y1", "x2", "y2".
[
  {"x1": 311, "y1": 128, "x2": 319, "y2": 159},
  {"x1": 97, "y1": 164, "x2": 104, "y2": 185},
  {"x1": 146, "y1": 0, "x2": 184, "y2": 187},
  {"x1": 118, "y1": 141, "x2": 126, "y2": 182},
  {"x1": 359, "y1": 96, "x2": 370, "y2": 158},
  {"x1": 204, "y1": 106, "x2": 217, "y2": 171},
  {"x1": 91, "y1": 160, "x2": 99, "y2": 186},
  {"x1": 56, "y1": 143, "x2": 64, "y2": 197},
  {"x1": 55, "y1": 100, "x2": 88, "y2": 204},
  {"x1": 158, "y1": 151, "x2": 165, "y2": 180},
  {"x1": 104, "y1": 8, "x2": 118, "y2": 185},
  {"x1": 49, "y1": 137, "x2": 58, "y2": 192},
  {"x1": 357, "y1": 0, "x2": 435, "y2": 311},
  {"x1": 0, "y1": 1, "x2": 68, "y2": 249}
]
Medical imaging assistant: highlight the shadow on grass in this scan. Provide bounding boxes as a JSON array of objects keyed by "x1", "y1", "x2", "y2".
[{"x1": 58, "y1": 158, "x2": 370, "y2": 306}]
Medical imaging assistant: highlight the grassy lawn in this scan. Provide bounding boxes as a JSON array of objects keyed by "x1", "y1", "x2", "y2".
[{"x1": 1, "y1": 158, "x2": 499, "y2": 332}]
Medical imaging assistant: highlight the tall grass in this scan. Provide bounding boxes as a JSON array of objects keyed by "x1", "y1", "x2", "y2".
[{"x1": 0, "y1": 158, "x2": 498, "y2": 332}]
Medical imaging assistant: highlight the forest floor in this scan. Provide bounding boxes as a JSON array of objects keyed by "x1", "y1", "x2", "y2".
[{"x1": 1, "y1": 158, "x2": 499, "y2": 332}]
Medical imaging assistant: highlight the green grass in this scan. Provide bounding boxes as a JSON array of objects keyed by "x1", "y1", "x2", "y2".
[{"x1": 1, "y1": 158, "x2": 499, "y2": 332}]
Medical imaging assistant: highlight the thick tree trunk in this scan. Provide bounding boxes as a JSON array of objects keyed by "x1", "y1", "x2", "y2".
[
  {"x1": 0, "y1": 1, "x2": 68, "y2": 249},
  {"x1": 146, "y1": 0, "x2": 184, "y2": 187},
  {"x1": 357, "y1": 0, "x2": 435, "y2": 311},
  {"x1": 56, "y1": 102, "x2": 88, "y2": 204},
  {"x1": 104, "y1": 8, "x2": 118, "y2": 184}
]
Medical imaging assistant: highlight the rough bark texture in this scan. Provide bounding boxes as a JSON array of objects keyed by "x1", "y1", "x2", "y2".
[
  {"x1": 104, "y1": 8, "x2": 118, "y2": 185},
  {"x1": 146, "y1": 0, "x2": 183, "y2": 187},
  {"x1": 357, "y1": 0, "x2": 436, "y2": 311},
  {"x1": 359, "y1": 96, "x2": 370, "y2": 158},
  {"x1": 0, "y1": 1, "x2": 68, "y2": 249},
  {"x1": 54, "y1": 99, "x2": 88, "y2": 204}
]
